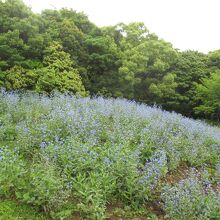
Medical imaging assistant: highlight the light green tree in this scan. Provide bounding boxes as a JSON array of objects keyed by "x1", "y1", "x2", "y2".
[
  {"x1": 149, "y1": 73, "x2": 179, "y2": 110},
  {"x1": 0, "y1": 65, "x2": 37, "y2": 90},
  {"x1": 194, "y1": 71, "x2": 220, "y2": 120},
  {"x1": 36, "y1": 41, "x2": 87, "y2": 95}
]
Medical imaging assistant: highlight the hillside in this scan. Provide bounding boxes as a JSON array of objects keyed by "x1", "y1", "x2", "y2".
[
  {"x1": 0, "y1": 91, "x2": 219, "y2": 219},
  {"x1": 1, "y1": 0, "x2": 220, "y2": 121}
]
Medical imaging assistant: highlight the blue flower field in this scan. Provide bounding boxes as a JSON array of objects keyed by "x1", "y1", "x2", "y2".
[{"x1": 0, "y1": 91, "x2": 219, "y2": 219}]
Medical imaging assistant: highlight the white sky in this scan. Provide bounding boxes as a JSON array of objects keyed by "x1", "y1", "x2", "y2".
[{"x1": 23, "y1": 0, "x2": 220, "y2": 53}]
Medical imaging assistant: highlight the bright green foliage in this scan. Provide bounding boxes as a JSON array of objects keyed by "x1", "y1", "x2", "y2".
[
  {"x1": 0, "y1": 65, "x2": 37, "y2": 90},
  {"x1": 194, "y1": 71, "x2": 220, "y2": 120},
  {"x1": 0, "y1": 200, "x2": 46, "y2": 220},
  {"x1": 0, "y1": 41, "x2": 87, "y2": 95},
  {"x1": 118, "y1": 22, "x2": 149, "y2": 47},
  {"x1": 149, "y1": 73, "x2": 179, "y2": 109},
  {"x1": 36, "y1": 42, "x2": 87, "y2": 95},
  {"x1": 43, "y1": 42, "x2": 74, "y2": 70}
]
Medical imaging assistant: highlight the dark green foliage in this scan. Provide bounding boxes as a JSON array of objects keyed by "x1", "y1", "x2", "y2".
[
  {"x1": 0, "y1": 0, "x2": 47, "y2": 70},
  {"x1": 172, "y1": 51, "x2": 210, "y2": 116},
  {"x1": 84, "y1": 34, "x2": 121, "y2": 96}
]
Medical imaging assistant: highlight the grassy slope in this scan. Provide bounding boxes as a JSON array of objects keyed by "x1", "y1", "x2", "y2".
[{"x1": 0, "y1": 92, "x2": 219, "y2": 219}]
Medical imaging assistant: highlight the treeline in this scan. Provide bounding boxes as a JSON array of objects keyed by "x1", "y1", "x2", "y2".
[{"x1": 0, "y1": 0, "x2": 220, "y2": 121}]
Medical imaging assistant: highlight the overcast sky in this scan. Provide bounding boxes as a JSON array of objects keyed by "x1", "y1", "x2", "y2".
[{"x1": 23, "y1": 0, "x2": 220, "y2": 53}]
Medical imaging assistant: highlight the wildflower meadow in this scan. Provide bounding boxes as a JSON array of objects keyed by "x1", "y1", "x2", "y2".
[{"x1": 0, "y1": 90, "x2": 219, "y2": 219}]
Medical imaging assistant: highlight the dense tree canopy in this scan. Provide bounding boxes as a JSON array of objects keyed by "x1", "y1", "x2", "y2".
[{"x1": 0, "y1": 0, "x2": 220, "y2": 121}]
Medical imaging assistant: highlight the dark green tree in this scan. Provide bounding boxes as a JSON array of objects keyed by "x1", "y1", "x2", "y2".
[
  {"x1": 0, "y1": 0, "x2": 47, "y2": 70},
  {"x1": 172, "y1": 51, "x2": 209, "y2": 116},
  {"x1": 84, "y1": 34, "x2": 120, "y2": 96}
]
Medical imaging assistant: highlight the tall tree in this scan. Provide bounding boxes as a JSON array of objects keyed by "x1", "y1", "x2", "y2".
[
  {"x1": 134, "y1": 36, "x2": 178, "y2": 103},
  {"x1": 172, "y1": 51, "x2": 209, "y2": 116},
  {"x1": 115, "y1": 22, "x2": 150, "y2": 99},
  {"x1": 0, "y1": 0, "x2": 46, "y2": 70},
  {"x1": 84, "y1": 34, "x2": 120, "y2": 96}
]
